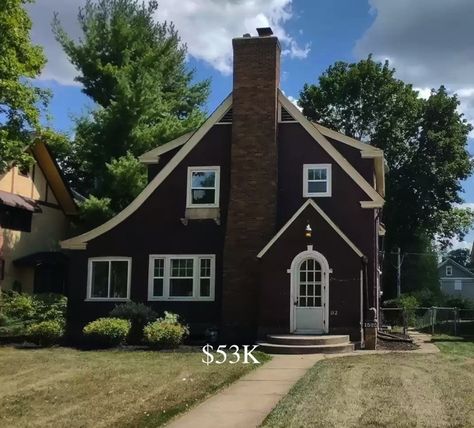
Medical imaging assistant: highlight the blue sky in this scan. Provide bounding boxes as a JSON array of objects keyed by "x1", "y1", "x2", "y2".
[{"x1": 28, "y1": 0, "x2": 474, "y2": 248}]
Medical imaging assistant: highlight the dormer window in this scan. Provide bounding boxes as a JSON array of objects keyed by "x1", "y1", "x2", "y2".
[
  {"x1": 303, "y1": 164, "x2": 332, "y2": 197},
  {"x1": 187, "y1": 166, "x2": 220, "y2": 208},
  {"x1": 446, "y1": 265, "x2": 452, "y2": 276}
]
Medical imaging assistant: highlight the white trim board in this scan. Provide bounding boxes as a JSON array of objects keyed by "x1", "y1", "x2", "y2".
[
  {"x1": 278, "y1": 91, "x2": 384, "y2": 207},
  {"x1": 139, "y1": 132, "x2": 194, "y2": 164},
  {"x1": 61, "y1": 94, "x2": 233, "y2": 250},
  {"x1": 257, "y1": 199, "x2": 364, "y2": 259}
]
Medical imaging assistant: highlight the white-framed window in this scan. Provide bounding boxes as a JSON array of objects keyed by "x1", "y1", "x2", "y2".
[
  {"x1": 186, "y1": 166, "x2": 220, "y2": 208},
  {"x1": 87, "y1": 257, "x2": 131, "y2": 301},
  {"x1": 446, "y1": 265, "x2": 453, "y2": 276},
  {"x1": 303, "y1": 164, "x2": 332, "y2": 197},
  {"x1": 454, "y1": 279, "x2": 462, "y2": 291},
  {"x1": 148, "y1": 255, "x2": 215, "y2": 301}
]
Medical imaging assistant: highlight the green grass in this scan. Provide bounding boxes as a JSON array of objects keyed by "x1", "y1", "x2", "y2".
[
  {"x1": 0, "y1": 346, "x2": 269, "y2": 427},
  {"x1": 262, "y1": 336, "x2": 474, "y2": 428}
]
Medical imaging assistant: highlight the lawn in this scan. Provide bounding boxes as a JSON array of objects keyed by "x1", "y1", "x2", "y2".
[
  {"x1": 0, "y1": 346, "x2": 268, "y2": 427},
  {"x1": 263, "y1": 336, "x2": 474, "y2": 428}
]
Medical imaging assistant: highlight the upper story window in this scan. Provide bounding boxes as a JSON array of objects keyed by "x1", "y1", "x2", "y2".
[
  {"x1": 87, "y1": 257, "x2": 131, "y2": 301},
  {"x1": 446, "y1": 265, "x2": 453, "y2": 276},
  {"x1": 303, "y1": 164, "x2": 332, "y2": 197},
  {"x1": 148, "y1": 255, "x2": 215, "y2": 301},
  {"x1": 187, "y1": 166, "x2": 220, "y2": 208}
]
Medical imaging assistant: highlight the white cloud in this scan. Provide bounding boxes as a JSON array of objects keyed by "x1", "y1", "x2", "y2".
[
  {"x1": 448, "y1": 236, "x2": 472, "y2": 252},
  {"x1": 355, "y1": 0, "x2": 474, "y2": 139},
  {"x1": 27, "y1": 0, "x2": 310, "y2": 85},
  {"x1": 287, "y1": 95, "x2": 302, "y2": 111}
]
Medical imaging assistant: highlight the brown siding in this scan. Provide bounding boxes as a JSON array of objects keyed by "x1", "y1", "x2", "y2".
[
  {"x1": 67, "y1": 125, "x2": 232, "y2": 338},
  {"x1": 259, "y1": 205, "x2": 363, "y2": 340}
]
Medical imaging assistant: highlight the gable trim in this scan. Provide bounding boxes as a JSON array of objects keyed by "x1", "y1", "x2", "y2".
[
  {"x1": 61, "y1": 94, "x2": 233, "y2": 250},
  {"x1": 438, "y1": 258, "x2": 474, "y2": 278},
  {"x1": 257, "y1": 199, "x2": 364, "y2": 259},
  {"x1": 139, "y1": 132, "x2": 195, "y2": 164},
  {"x1": 278, "y1": 91, "x2": 385, "y2": 207}
]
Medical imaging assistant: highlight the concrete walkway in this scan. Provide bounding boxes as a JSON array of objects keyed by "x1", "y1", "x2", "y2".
[
  {"x1": 166, "y1": 354, "x2": 324, "y2": 428},
  {"x1": 166, "y1": 332, "x2": 439, "y2": 428}
]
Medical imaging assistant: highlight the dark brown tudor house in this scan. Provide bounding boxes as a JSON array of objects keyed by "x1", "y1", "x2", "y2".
[{"x1": 61, "y1": 28, "x2": 386, "y2": 349}]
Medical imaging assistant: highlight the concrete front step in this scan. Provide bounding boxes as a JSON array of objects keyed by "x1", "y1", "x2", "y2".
[
  {"x1": 266, "y1": 334, "x2": 350, "y2": 346},
  {"x1": 257, "y1": 342, "x2": 355, "y2": 354}
]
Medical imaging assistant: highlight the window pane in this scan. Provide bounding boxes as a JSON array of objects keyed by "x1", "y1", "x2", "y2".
[
  {"x1": 154, "y1": 259, "x2": 164, "y2": 277},
  {"x1": 91, "y1": 261, "x2": 108, "y2": 298},
  {"x1": 192, "y1": 171, "x2": 215, "y2": 188},
  {"x1": 314, "y1": 297, "x2": 322, "y2": 307},
  {"x1": 110, "y1": 261, "x2": 128, "y2": 298},
  {"x1": 170, "y1": 278, "x2": 193, "y2": 296},
  {"x1": 191, "y1": 189, "x2": 215, "y2": 204},
  {"x1": 299, "y1": 297, "x2": 307, "y2": 307},
  {"x1": 153, "y1": 278, "x2": 163, "y2": 296},
  {"x1": 200, "y1": 278, "x2": 211, "y2": 297},
  {"x1": 200, "y1": 258, "x2": 211, "y2": 277},
  {"x1": 308, "y1": 181, "x2": 327, "y2": 194},
  {"x1": 308, "y1": 168, "x2": 326, "y2": 180}
]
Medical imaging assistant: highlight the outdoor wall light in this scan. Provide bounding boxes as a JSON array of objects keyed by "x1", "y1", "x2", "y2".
[{"x1": 305, "y1": 222, "x2": 312, "y2": 238}]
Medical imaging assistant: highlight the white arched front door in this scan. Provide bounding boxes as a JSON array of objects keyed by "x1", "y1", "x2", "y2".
[{"x1": 290, "y1": 248, "x2": 330, "y2": 334}]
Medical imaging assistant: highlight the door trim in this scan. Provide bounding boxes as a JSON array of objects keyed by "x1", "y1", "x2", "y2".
[{"x1": 289, "y1": 247, "x2": 330, "y2": 334}]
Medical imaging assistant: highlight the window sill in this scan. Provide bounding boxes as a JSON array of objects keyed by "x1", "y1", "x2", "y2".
[
  {"x1": 85, "y1": 298, "x2": 130, "y2": 302},
  {"x1": 182, "y1": 207, "x2": 220, "y2": 224},
  {"x1": 304, "y1": 194, "x2": 332, "y2": 198}
]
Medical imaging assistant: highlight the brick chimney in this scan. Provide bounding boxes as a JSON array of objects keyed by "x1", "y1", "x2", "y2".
[{"x1": 222, "y1": 28, "x2": 280, "y2": 342}]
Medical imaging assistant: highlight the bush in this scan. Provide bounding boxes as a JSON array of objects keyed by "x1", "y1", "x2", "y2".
[
  {"x1": 0, "y1": 313, "x2": 9, "y2": 327},
  {"x1": 109, "y1": 302, "x2": 157, "y2": 343},
  {"x1": 83, "y1": 318, "x2": 130, "y2": 347},
  {"x1": 34, "y1": 294, "x2": 67, "y2": 323},
  {"x1": 144, "y1": 312, "x2": 189, "y2": 349},
  {"x1": 1, "y1": 292, "x2": 36, "y2": 321},
  {"x1": 27, "y1": 320, "x2": 64, "y2": 346}
]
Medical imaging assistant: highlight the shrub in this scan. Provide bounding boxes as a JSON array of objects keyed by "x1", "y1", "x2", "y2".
[
  {"x1": 83, "y1": 318, "x2": 130, "y2": 347},
  {"x1": 144, "y1": 312, "x2": 189, "y2": 349},
  {"x1": 0, "y1": 313, "x2": 9, "y2": 327},
  {"x1": 109, "y1": 302, "x2": 157, "y2": 343},
  {"x1": 27, "y1": 320, "x2": 64, "y2": 346},
  {"x1": 34, "y1": 294, "x2": 67, "y2": 323},
  {"x1": 2, "y1": 292, "x2": 36, "y2": 321}
]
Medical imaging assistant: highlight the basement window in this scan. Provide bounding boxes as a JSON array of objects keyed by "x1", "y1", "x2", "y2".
[
  {"x1": 148, "y1": 255, "x2": 215, "y2": 301},
  {"x1": 87, "y1": 257, "x2": 131, "y2": 301},
  {"x1": 187, "y1": 166, "x2": 220, "y2": 208},
  {"x1": 303, "y1": 164, "x2": 332, "y2": 197}
]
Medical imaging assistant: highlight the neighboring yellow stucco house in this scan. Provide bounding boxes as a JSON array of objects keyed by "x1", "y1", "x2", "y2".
[{"x1": 0, "y1": 141, "x2": 77, "y2": 294}]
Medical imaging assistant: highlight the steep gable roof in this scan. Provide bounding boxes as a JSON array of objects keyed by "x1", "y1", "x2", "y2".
[
  {"x1": 278, "y1": 91, "x2": 384, "y2": 207},
  {"x1": 32, "y1": 141, "x2": 77, "y2": 215},
  {"x1": 438, "y1": 257, "x2": 474, "y2": 278},
  {"x1": 61, "y1": 94, "x2": 232, "y2": 249},
  {"x1": 257, "y1": 198, "x2": 364, "y2": 258}
]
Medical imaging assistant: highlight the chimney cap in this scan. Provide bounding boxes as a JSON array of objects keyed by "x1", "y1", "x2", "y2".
[{"x1": 256, "y1": 27, "x2": 273, "y2": 37}]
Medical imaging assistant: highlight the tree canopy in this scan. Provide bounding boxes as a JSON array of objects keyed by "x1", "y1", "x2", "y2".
[
  {"x1": 0, "y1": 0, "x2": 49, "y2": 172},
  {"x1": 53, "y1": 0, "x2": 210, "y2": 221},
  {"x1": 299, "y1": 57, "x2": 473, "y2": 296},
  {"x1": 446, "y1": 248, "x2": 472, "y2": 268}
]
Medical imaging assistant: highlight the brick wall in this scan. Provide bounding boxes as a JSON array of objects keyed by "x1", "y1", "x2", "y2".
[{"x1": 222, "y1": 35, "x2": 280, "y2": 342}]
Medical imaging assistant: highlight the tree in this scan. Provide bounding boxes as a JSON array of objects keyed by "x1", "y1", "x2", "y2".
[
  {"x1": 299, "y1": 57, "x2": 473, "y2": 297},
  {"x1": 0, "y1": 0, "x2": 49, "y2": 172},
  {"x1": 446, "y1": 248, "x2": 471, "y2": 268},
  {"x1": 53, "y1": 0, "x2": 209, "y2": 218}
]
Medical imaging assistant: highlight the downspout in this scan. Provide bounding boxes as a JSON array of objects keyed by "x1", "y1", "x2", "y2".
[{"x1": 360, "y1": 268, "x2": 364, "y2": 348}]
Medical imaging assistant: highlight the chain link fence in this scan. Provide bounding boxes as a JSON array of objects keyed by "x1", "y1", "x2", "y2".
[{"x1": 380, "y1": 307, "x2": 474, "y2": 336}]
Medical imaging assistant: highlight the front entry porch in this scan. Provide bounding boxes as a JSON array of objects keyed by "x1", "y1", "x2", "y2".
[{"x1": 257, "y1": 334, "x2": 354, "y2": 354}]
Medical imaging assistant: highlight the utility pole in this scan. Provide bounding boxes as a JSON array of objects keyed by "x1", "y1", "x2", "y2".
[{"x1": 396, "y1": 247, "x2": 401, "y2": 298}]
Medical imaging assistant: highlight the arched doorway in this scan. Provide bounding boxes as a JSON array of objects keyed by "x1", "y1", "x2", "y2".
[{"x1": 290, "y1": 249, "x2": 330, "y2": 333}]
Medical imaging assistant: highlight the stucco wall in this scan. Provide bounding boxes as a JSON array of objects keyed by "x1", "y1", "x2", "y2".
[{"x1": 1, "y1": 205, "x2": 69, "y2": 293}]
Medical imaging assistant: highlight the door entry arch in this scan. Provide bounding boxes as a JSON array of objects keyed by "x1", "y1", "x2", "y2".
[{"x1": 289, "y1": 248, "x2": 330, "y2": 333}]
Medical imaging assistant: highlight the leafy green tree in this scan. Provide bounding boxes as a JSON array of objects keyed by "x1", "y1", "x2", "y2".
[
  {"x1": 0, "y1": 0, "x2": 48, "y2": 172},
  {"x1": 53, "y1": 0, "x2": 209, "y2": 217},
  {"x1": 299, "y1": 57, "x2": 473, "y2": 297},
  {"x1": 446, "y1": 248, "x2": 471, "y2": 268}
]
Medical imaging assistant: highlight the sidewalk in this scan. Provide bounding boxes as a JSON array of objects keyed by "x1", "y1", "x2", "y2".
[
  {"x1": 166, "y1": 332, "x2": 439, "y2": 427},
  {"x1": 165, "y1": 354, "x2": 324, "y2": 428}
]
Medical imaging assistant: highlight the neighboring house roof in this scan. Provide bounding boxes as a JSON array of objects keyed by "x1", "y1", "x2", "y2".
[
  {"x1": 61, "y1": 91, "x2": 385, "y2": 250},
  {"x1": 257, "y1": 199, "x2": 364, "y2": 258},
  {"x1": 31, "y1": 141, "x2": 78, "y2": 216},
  {"x1": 0, "y1": 190, "x2": 41, "y2": 212},
  {"x1": 438, "y1": 258, "x2": 474, "y2": 278}
]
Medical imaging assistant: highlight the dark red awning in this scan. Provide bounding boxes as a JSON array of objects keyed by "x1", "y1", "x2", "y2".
[{"x1": 0, "y1": 190, "x2": 41, "y2": 212}]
